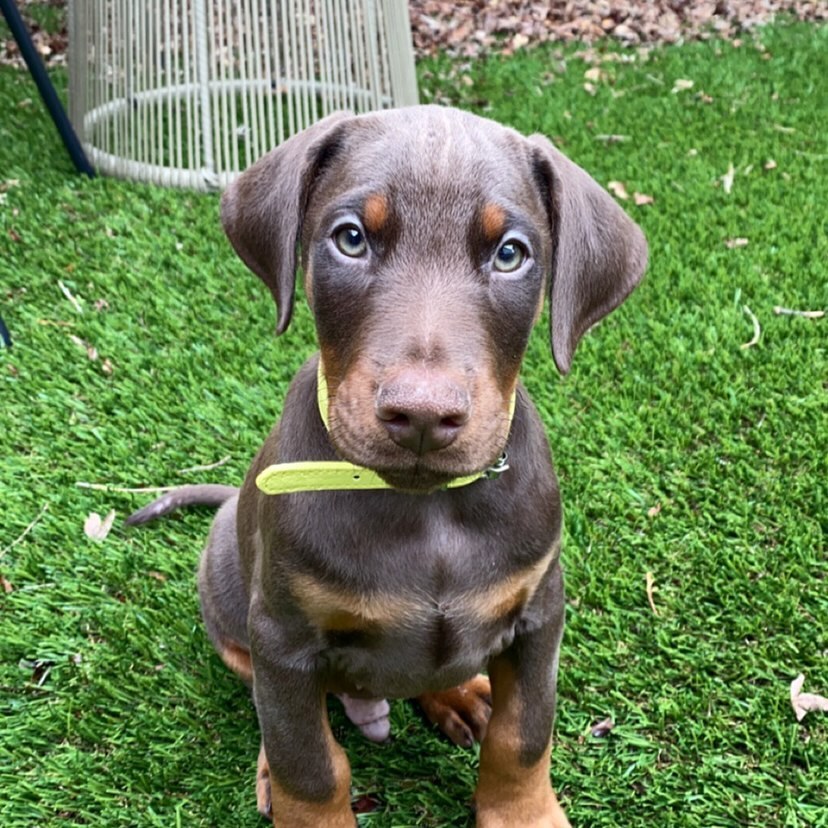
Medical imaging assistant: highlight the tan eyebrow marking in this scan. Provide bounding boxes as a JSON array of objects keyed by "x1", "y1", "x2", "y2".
[
  {"x1": 363, "y1": 193, "x2": 389, "y2": 234},
  {"x1": 481, "y1": 203, "x2": 507, "y2": 242}
]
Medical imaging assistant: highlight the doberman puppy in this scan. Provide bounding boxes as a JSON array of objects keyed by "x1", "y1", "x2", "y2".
[{"x1": 128, "y1": 105, "x2": 647, "y2": 827}]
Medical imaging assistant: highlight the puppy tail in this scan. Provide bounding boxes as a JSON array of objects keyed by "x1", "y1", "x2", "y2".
[{"x1": 125, "y1": 484, "x2": 238, "y2": 526}]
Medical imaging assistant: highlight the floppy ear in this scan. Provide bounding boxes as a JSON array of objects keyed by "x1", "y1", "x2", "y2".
[
  {"x1": 220, "y1": 112, "x2": 353, "y2": 334},
  {"x1": 528, "y1": 134, "x2": 648, "y2": 374}
]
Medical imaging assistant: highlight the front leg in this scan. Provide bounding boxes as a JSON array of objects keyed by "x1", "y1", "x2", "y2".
[
  {"x1": 250, "y1": 617, "x2": 355, "y2": 828},
  {"x1": 474, "y1": 562, "x2": 570, "y2": 828}
]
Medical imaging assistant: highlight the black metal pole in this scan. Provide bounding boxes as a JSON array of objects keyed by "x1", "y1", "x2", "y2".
[{"x1": 0, "y1": 0, "x2": 95, "y2": 178}]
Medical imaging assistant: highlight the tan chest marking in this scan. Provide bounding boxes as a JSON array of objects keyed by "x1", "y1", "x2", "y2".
[
  {"x1": 461, "y1": 545, "x2": 558, "y2": 623},
  {"x1": 291, "y1": 545, "x2": 557, "y2": 635},
  {"x1": 289, "y1": 571, "x2": 425, "y2": 632}
]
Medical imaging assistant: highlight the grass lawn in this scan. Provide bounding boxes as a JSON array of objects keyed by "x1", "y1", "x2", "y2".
[{"x1": 1, "y1": 16, "x2": 826, "y2": 828}]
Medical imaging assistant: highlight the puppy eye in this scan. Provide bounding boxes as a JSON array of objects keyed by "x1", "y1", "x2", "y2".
[
  {"x1": 333, "y1": 225, "x2": 367, "y2": 258},
  {"x1": 493, "y1": 239, "x2": 527, "y2": 273}
]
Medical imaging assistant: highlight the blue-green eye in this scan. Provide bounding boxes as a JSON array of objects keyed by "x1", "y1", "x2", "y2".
[
  {"x1": 334, "y1": 225, "x2": 367, "y2": 257},
  {"x1": 493, "y1": 240, "x2": 527, "y2": 273}
]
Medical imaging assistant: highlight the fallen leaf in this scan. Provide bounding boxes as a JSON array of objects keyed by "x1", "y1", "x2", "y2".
[
  {"x1": 1, "y1": 574, "x2": 13, "y2": 593},
  {"x1": 613, "y1": 23, "x2": 638, "y2": 42},
  {"x1": 721, "y1": 163, "x2": 735, "y2": 194},
  {"x1": 590, "y1": 717, "x2": 615, "y2": 738},
  {"x1": 790, "y1": 674, "x2": 828, "y2": 722},
  {"x1": 671, "y1": 78, "x2": 694, "y2": 93},
  {"x1": 607, "y1": 180, "x2": 629, "y2": 200},
  {"x1": 764, "y1": 159, "x2": 777, "y2": 170},
  {"x1": 633, "y1": 192, "x2": 654, "y2": 205},
  {"x1": 740, "y1": 304, "x2": 761, "y2": 350},
  {"x1": 583, "y1": 81, "x2": 597, "y2": 96},
  {"x1": 725, "y1": 237, "x2": 749, "y2": 248},
  {"x1": 353, "y1": 794, "x2": 381, "y2": 815},
  {"x1": 584, "y1": 66, "x2": 605, "y2": 83},
  {"x1": 58, "y1": 279, "x2": 83, "y2": 313},
  {"x1": 647, "y1": 503, "x2": 662, "y2": 518},
  {"x1": 148, "y1": 571, "x2": 168, "y2": 582},
  {"x1": 84, "y1": 510, "x2": 116, "y2": 541},
  {"x1": 645, "y1": 571, "x2": 659, "y2": 615}
]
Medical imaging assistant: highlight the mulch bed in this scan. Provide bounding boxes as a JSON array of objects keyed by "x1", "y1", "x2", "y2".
[
  {"x1": 409, "y1": 1, "x2": 827, "y2": 57},
  {"x1": 3, "y1": 1, "x2": 826, "y2": 69}
]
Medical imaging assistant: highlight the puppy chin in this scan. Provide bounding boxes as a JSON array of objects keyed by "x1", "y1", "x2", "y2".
[{"x1": 331, "y1": 432, "x2": 500, "y2": 494}]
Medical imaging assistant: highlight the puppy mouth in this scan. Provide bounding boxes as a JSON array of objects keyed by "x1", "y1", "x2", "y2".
[
  {"x1": 327, "y1": 423, "x2": 506, "y2": 494},
  {"x1": 325, "y1": 369, "x2": 514, "y2": 492}
]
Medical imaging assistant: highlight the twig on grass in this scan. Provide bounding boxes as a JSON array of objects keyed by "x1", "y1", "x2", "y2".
[
  {"x1": 76, "y1": 482, "x2": 176, "y2": 494},
  {"x1": 773, "y1": 306, "x2": 825, "y2": 319},
  {"x1": 57, "y1": 280, "x2": 83, "y2": 314},
  {"x1": 740, "y1": 305, "x2": 761, "y2": 349},
  {"x1": 645, "y1": 571, "x2": 659, "y2": 615},
  {"x1": 177, "y1": 455, "x2": 231, "y2": 474},
  {"x1": 0, "y1": 503, "x2": 49, "y2": 559}
]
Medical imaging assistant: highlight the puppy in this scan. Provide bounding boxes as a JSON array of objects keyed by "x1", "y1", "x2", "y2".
[{"x1": 128, "y1": 105, "x2": 647, "y2": 827}]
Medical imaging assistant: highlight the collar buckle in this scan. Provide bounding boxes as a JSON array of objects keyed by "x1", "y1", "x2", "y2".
[{"x1": 484, "y1": 452, "x2": 510, "y2": 479}]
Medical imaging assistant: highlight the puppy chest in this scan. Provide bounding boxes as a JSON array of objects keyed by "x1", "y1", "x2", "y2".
[{"x1": 287, "y1": 549, "x2": 555, "y2": 695}]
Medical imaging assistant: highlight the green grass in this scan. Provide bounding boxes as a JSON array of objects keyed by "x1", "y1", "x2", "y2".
[{"x1": 1, "y1": 17, "x2": 826, "y2": 828}]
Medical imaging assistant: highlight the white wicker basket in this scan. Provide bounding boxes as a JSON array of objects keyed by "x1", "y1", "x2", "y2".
[{"x1": 67, "y1": 0, "x2": 418, "y2": 190}]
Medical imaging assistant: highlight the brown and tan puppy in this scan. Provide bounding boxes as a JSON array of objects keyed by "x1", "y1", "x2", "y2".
[{"x1": 128, "y1": 105, "x2": 647, "y2": 827}]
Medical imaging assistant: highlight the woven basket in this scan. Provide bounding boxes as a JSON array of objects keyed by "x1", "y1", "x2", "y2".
[{"x1": 67, "y1": 0, "x2": 418, "y2": 190}]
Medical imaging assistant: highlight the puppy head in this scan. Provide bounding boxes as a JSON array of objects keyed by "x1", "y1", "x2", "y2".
[{"x1": 221, "y1": 106, "x2": 647, "y2": 491}]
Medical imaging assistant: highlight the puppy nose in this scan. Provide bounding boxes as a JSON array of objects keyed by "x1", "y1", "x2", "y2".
[{"x1": 376, "y1": 372, "x2": 470, "y2": 455}]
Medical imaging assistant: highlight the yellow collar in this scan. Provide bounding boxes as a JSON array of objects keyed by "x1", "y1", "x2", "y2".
[{"x1": 256, "y1": 359, "x2": 513, "y2": 496}]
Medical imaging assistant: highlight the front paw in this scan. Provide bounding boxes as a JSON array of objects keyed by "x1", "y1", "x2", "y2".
[
  {"x1": 417, "y1": 674, "x2": 492, "y2": 747},
  {"x1": 256, "y1": 742, "x2": 356, "y2": 827}
]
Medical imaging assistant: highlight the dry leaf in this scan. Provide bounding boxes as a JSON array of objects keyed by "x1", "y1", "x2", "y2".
[
  {"x1": 353, "y1": 795, "x2": 381, "y2": 815},
  {"x1": 590, "y1": 717, "x2": 615, "y2": 738},
  {"x1": 84, "y1": 510, "x2": 116, "y2": 541},
  {"x1": 633, "y1": 192, "x2": 654, "y2": 205},
  {"x1": 790, "y1": 674, "x2": 828, "y2": 722},
  {"x1": 583, "y1": 82, "x2": 597, "y2": 96},
  {"x1": 764, "y1": 159, "x2": 777, "y2": 170},
  {"x1": 148, "y1": 571, "x2": 168, "y2": 582},
  {"x1": 740, "y1": 305, "x2": 761, "y2": 350},
  {"x1": 608, "y1": 180, "x2": 629, "y2": 200},
  {"x1": 645, "y1": 571, "x2": 659, "y2": 615},
  {"x1": 1, "y1": 574, "x2": 13, "y2": 594},
  {"x1": 647, "y1": 503, "x2": 662, "y2": 518},
  {"x1": 671, "y1": 78, "x2": 694, "y2": 93},
  {"x1": 725, "y1": 237, "x2": 749, "y2": 248}
]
